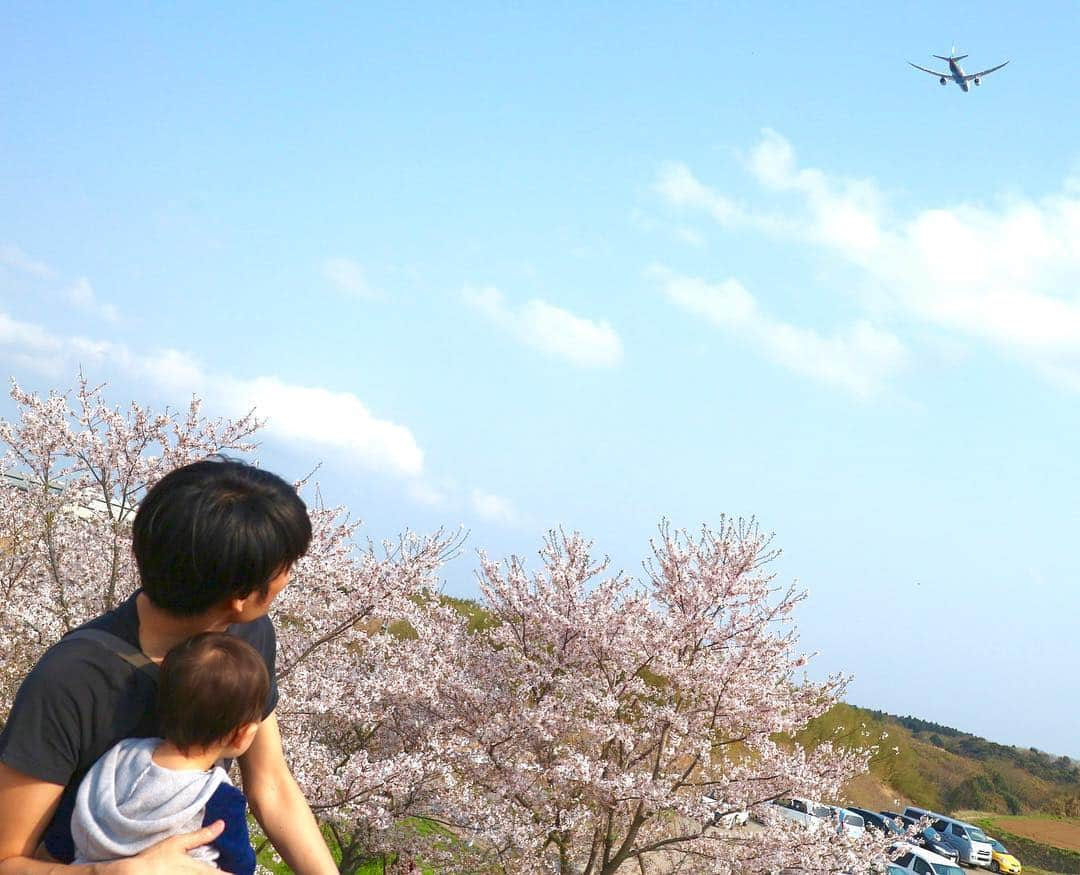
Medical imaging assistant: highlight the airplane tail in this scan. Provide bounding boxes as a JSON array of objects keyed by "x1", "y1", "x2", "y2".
[{"x1": 933, "y1": 54, "x2": 967, "y2": 62}]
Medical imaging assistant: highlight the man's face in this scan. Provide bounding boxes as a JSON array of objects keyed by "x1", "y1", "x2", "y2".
[
  {"x1": 233, "y1": 565, "x2": 291, "y2": 623},
  {"x1": 265, "y1": 564, "x2": 292, "y2": 602}
]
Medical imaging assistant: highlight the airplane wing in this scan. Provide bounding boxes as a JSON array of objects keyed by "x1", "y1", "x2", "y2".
[
  {"x1": 964, "y1": 61, "x2": 1009, "y2": 81},
  {"x1": 908, "y1": 62, "x2": 950, "y2": 78}
]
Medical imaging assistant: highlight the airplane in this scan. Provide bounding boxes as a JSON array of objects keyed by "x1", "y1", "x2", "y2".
[{"x1": 908, "y1": 52, "x2": 1009, "y2": 91}]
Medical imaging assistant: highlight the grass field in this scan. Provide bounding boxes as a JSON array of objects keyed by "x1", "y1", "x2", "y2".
[{"x1": 252, "y1": 817, "x2": 444, "y2": 875}]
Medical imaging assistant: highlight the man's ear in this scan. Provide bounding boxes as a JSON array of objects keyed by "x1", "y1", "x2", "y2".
[{"x1": 222, "y1": 591, "x2": 254, "y2": 620}]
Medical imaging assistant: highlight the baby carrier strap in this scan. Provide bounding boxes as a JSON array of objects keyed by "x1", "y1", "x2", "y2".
[{"x1": 64, "y1": 628, "x2": 160, "y2": 683}]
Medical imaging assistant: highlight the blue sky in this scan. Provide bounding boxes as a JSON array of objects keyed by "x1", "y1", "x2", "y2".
[{"x1": 4, "y1": 2, "x2": 1080, "y2": 756}]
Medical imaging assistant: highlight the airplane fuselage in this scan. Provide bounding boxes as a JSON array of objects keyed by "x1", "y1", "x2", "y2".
[{"x1": 948, "y1": 58, "x2": 971, "y2": 91}]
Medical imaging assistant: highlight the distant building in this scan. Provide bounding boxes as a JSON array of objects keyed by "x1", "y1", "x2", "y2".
[{"x1": 1, "y1": 470, "x2": 136, "y2": 522}]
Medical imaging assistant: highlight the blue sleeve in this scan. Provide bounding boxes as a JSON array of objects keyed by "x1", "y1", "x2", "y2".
[{"x1": 202, "y1": 783, "x2": 256, "y2": 875}]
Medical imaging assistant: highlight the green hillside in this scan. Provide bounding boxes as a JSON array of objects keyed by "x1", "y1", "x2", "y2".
[{"x1": 800, "y1": 703, "x2": 1080, "y2": 818}]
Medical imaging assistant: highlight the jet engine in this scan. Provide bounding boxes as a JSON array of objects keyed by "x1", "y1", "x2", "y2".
[
  {"x1": 974, "y1": 77, "x2": 981, "y2": 86},
  {"x1": 939, "y1": 77, "x2": 947, "y2": 85}
]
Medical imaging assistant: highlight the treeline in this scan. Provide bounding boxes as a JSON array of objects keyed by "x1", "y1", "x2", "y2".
[{"x1": 877, "y1": 713, "x2": 965, "y2": 738}]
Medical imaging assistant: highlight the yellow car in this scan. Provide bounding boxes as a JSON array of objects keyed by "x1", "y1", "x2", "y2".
[{"x1": 987, "y1": 837, "x2": 1022, "y2": 874}]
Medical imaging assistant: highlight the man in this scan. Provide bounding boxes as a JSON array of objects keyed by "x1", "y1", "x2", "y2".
[{"x1": 0, "y1": 458, "x2": 337, "y2": 874}]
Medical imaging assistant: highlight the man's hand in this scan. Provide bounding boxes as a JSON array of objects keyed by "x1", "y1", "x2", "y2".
[{"x1": 109, "y1": 821, "x2": 225, "y2": 874}]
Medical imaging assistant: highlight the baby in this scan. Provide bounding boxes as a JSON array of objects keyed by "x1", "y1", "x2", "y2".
[{"x1": 70, "y1": 632, "x2": 268, "y2": 874}]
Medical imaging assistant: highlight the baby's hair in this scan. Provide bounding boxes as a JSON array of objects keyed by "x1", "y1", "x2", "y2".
[{"x1": 158, "y1": 632, "x2": 269, "y2": 753}]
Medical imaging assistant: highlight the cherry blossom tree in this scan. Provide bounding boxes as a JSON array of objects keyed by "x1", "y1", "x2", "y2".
[{"x1": 423, "y1": 526, "x2": 895, "y2": 874}]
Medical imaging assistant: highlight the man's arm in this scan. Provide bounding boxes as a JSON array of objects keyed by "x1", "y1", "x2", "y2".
[
  {"x1": 0, "y1": 763, "x2": 222, "y2": 875},
  {"x1": 239, "y1": 712, "x2": 337, "y2": 875}
]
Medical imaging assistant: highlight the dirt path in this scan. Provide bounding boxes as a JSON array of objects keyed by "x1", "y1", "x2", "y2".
[{"x1": 981, "y1": 816, "x2": 1080, "y2": 852}]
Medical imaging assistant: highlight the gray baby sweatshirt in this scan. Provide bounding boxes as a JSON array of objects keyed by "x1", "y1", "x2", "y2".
[{"x1": 71, "y1": 736, "x2": 228, "y2": 866}]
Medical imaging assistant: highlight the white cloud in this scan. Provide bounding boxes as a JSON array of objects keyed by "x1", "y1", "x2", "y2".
[
  {"x1": 65, "y1": 278, "x2": 119, "y2": 323},
  {"x1": 470, "y1": 488, "x2": 520, "y2": 526},
  {"x1": 651, "y1": 266, "x2": 907, "y2": 398},
  {"x1": 461, "y1": 285, "x2": 504, "y2": 322},
  {"x1": 219, "y1": 376, "x2": 422, "y2": 477},
  {"x1": 321, "y1": 257, "x2": 379, "y2": 300},
  {"x1": 0, "y1": 244, "x2": 121, "y2": 322},
  {"x1": 0, "y1": 309, "x2": 533, "y2": 517},
  {"x1": 462, "y1": 285, "x2": 623, "y2": 368},
  {"x1": 656, "y1": 131, "x2": 1080, "y2": 389},
  {"x1": 140, "y1": 347, "x2": 207, "y2": 391},
  {"x1": 654, "y1": 163, "x2": 789, "y2": 236},
  {"x1": 744, "y1": 130, "x2": 883, "y2": 252},
  {"x1": 0, "y1": 312, "x2": 63, "y2": 357},
  {"x1": 0, "y1": 312, "x2": 424, "y2": 477},
  {"x1": 655, "y1": 163, "x2": 746, "y2": 225},
  {"x1": 0, "y1": 312, "x2": 121, "y2": 379},
  {"x1": 0, "y1": 243, "x2": 56, "y2": 279},
  {"x1": 407, "y1": 480, "x2": 450, "y2": 508},
  {"x1": 0, "y1": 312, "x2": 66, "y2": 377}
]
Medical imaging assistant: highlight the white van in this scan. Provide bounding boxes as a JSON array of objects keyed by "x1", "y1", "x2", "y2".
[{"x1": 771, "y1": 797, "x2": 832, "y2": 830}]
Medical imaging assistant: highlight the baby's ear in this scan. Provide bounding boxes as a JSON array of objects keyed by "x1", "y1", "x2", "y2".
[{"x1": 231, "y1": 721, "x2": 260, "y2": 751}]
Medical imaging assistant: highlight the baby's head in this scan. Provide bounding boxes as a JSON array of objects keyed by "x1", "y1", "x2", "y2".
[{"x1": 158, "y1": 632, "x2": 270, "y2": 757}]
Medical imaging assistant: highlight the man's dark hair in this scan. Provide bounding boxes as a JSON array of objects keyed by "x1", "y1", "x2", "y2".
[
  {"x1": 158, "y1": 632, "x2": 270, "y2": 753},
  {"x1": 132, "y1": 457, "x2": 311, "y2": 615}
]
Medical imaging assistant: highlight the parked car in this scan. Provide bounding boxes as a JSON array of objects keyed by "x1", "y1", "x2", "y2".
[
  {"x1": 851, "y1": 808, "x2": 905, "y2": 837},
  {"x1": 700, "y1": 794, "x2": 749, "y2": 829},
  {"x1": 770, "y1": 797, "x2": 832, "y2": 830},
  {"x1": 903, "y1": 808, "x2": 994, "y2": 868},
  {"x1": 891, "y1": 844, "x2": 965, "y2": 875},
  {"x1": 900, "y1": 807, "x2": 940, "y2": 826},
  {"x1": 986, "y1": 836, "x2": 1022, "y2": 874},
  {"x1": 917, "y1": 828, "x2": 961, "y2": 863},
  {"x1": 871, "y1": 811, "x2": 955, "y2": 860},
  {"x1": 933, "y1": 818, "x2": 994, "y2": 868},
  {"x1": 882, "y1": 810, "x2": 921, "y2": 830}
]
